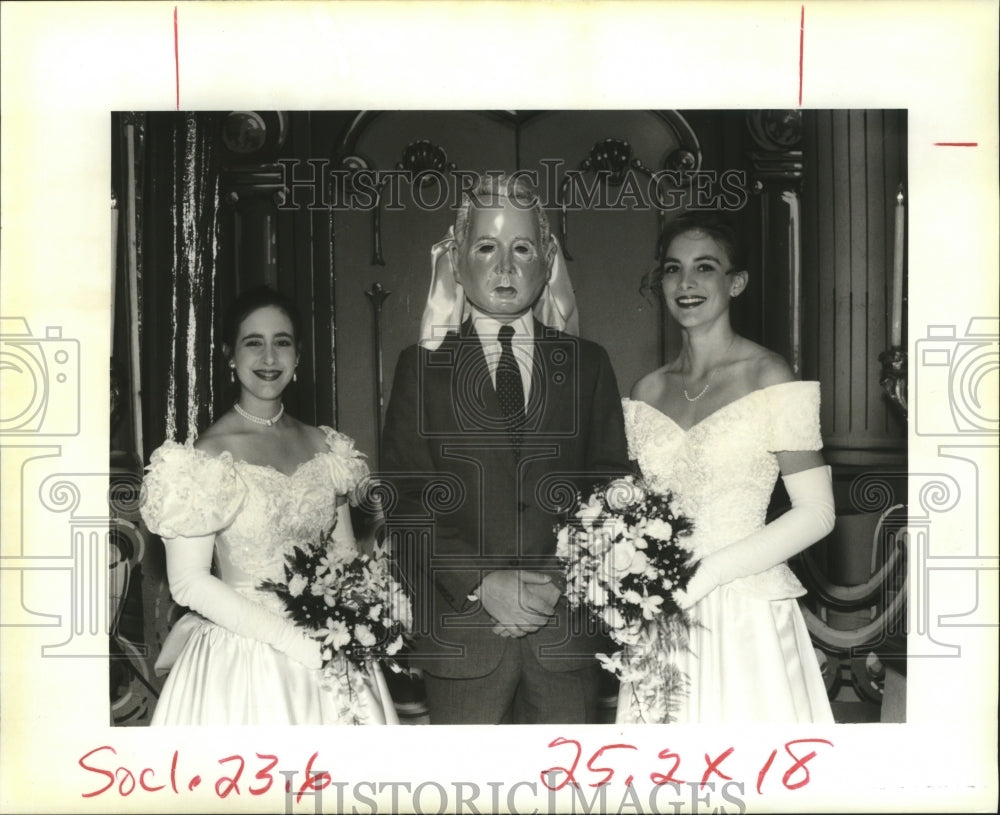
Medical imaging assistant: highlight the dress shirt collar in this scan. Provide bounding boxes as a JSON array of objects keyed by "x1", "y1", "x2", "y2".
[
  {"x1": 467, "y1": 308, "x2": 534, "y2": 345},
  {"x1": 467, "y1": 308, "x2": 535, "y2": 398}
]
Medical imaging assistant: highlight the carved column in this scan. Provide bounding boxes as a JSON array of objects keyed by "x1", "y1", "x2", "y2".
[{"x1": 747, "y1": 110, "x2": 805, "y2": 375}]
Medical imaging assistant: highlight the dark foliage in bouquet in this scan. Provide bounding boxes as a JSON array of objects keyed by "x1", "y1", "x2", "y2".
[
  {"x1": 556, "y1": 474, "x2": 696, "y2": 640},
  {"x1": 556, "y1": 474, "x2": 697, "y2": 721},
  {"x1": 259, "y1": 523, "x2": 412, "y2": 674}
]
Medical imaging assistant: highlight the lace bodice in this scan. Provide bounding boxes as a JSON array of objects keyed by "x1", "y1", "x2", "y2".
[
  {"x1": 624, "y1": 381, "x2": 822, "y2": 599},
  {"x1": 140, "y1": 427, "x2": 369, "y2": 612}
]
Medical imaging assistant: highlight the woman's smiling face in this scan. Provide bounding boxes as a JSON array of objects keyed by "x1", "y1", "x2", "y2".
[
  {"x1": 660, "y1": 229, "x2": 746, "y2": 327},
  {"x1": 231, "y1": 305, "x2": 298, "y2": 400}
]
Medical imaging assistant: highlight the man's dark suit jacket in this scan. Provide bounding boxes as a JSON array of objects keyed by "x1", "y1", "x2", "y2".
[{"x1": 381, "y1": 319, "x2": 629, "y2": 679}]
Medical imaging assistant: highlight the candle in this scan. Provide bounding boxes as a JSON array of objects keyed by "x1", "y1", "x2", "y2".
[
  {"x1": 890, "y1": 184, "x2": 905, "y2": 347},
  {"x1": 111, "y1": 193, "x2": 118, "y2": 353}
]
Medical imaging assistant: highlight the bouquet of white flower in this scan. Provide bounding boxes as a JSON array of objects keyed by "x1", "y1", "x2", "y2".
[
  {"x1": 555, "y1": 474, "x2": 696, "y2": 722},
  {"x1": 259, "y1": 524, "x2": 412, "y2": 721}
]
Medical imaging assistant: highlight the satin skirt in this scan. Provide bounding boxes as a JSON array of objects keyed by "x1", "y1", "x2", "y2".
[
  {"x1": 617, "y1": 584, "x2": 834, "y2": 724},
  {"x1": 150, "y1": 614, "x2": 399, "y2": 726}
]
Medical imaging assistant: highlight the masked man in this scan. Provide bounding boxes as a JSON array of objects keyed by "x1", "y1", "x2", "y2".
[{"x1": 381, "y1": 174, "x2": 629, "y2": 724}]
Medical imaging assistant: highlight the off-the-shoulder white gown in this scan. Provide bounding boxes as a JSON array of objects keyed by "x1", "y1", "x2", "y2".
[
  {"x1": 617, "y1": 382, "x2": 834, "y2": 724},
  {"x1": 140, "y1": 428, "x2": 398, "y2": 726}
]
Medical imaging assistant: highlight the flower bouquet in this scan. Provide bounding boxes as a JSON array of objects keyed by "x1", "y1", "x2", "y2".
[
  {"x1": 259, "y1": 522, "x2": 412, "y2": 723},
  {"x1": 555, "y1": 474, "x2": 697, "y2": 722}
]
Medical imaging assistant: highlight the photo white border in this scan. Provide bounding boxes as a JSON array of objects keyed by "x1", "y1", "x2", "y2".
[{"x1": 1, "y1": 1, "x2": 997, "y2": 812}]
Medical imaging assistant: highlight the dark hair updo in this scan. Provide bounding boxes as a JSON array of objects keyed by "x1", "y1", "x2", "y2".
[
  {"x1": 222, "y1": 285, "x2": 303, "y2": 352},
  {"x1": 641, "y1": 211, "x2": 747, "y2": 302}
]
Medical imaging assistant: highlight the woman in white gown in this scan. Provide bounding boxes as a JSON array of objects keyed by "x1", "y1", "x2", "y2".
[
  {"x1": 140, "y1": 285, "x2": 398, "y2": 725},
  {"x1": 617, "y1": 213, "x2": 836, "y2": 724}
]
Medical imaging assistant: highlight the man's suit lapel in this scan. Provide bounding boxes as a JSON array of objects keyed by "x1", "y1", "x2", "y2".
[
  {"x1": 529, "y1": 319, "x2": 567, "y2": 439},
  {"x1": 447, "y1": 319, "x2": 575, "y2": 474}
]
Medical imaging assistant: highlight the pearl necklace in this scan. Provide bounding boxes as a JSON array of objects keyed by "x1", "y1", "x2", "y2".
[
  {"x1": 234, "y1": 402, "x2": 284, "y2": 427},
  {"x1": 682, "y1": 374, "x2": 714, "y2": 402},
  {"x1": 682, "y1": 335, "x2": 737, "y2": 402}
]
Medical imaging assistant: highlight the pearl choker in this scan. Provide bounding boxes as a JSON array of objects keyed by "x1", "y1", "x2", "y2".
[{"x1": 234, "y1": 402, "x2": 284, "y2": 426}]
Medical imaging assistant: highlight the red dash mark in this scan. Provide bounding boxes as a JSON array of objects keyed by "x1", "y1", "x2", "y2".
[
  {"x1": 174, "y1": 6, "x2": 180, "y2": 110},
  {"x1": 934, "y1": 142, "x2": 978, "y2": 147},
  {"x1": 798, "y1": 5, "x2": 805, "y2": 106}
]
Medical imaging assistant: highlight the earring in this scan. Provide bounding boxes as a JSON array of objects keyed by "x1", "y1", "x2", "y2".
[
  {"x1": 293, "y1": 371, "x2": 298, "y2": 382},
  {"x1": 229, "y1": 364, "x2": 235, "y2": 383}
]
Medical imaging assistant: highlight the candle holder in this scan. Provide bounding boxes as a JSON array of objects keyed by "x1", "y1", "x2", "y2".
[
  {"x1": 878, "y1": 346, "x2": 908, "y2": 418},
  {"x1": 365, "y1": 282, "x2": 391, "y2": 462},
  {"x1": 336, "y1": 154, "x2": 387, "y2": 266},
  {"x1": 557, "y1": 114, "x2": 703, "y2": 261},
  {"x1": 560, "y1": 138, "x2": 645, "y2": 261}
]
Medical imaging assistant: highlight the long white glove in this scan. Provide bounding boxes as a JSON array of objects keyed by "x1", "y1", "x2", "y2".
[
  {"x1": 326, "y1": 499, "x2": 358, "y2": 553},
  {"x1": 676, "y1": 465, "x2": 836, "y2": 609},
  {"x1": 164, "y1": 533, "x2": 322, "y2": 669}
]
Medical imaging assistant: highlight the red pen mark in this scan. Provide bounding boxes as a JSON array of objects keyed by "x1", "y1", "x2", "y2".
[
  {"x1": 757, "y1": 749, "x2": 777, "y2": 795},
  {"x1": 650, "y1": 747, "x2": 686, "y2": 786},
  {"x1": 540, "y1": 737, "x2": 582, "y2": 791},
  {"x1": 173, "y1": 6, "x2": 180, "y2": 110},
  {"x1": 934, "y1": 142, "x2": 978, "y2": 147},
  {"x1": 700, "y1": 747, "x2": 735, "y2": 787},
  {"x1": 798, "y1": 5, "x2": 805, "y2": 106}
]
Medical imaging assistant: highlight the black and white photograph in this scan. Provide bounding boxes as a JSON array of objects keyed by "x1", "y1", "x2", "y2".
[
  {"x1": 108, "y1": 108, "x2": 909, "y2": 731},
  {"x1": 2, "y1": 3, "x2": 997, "y2": 814}
]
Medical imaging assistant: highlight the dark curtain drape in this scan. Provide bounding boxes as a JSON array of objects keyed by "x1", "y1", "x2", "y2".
[
  {"x1": 110, "y1": 112, "x2": 228, "y2": 725},
  {"x1": 140, "y1": 111, "x2": 228, "y2": 455}
]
